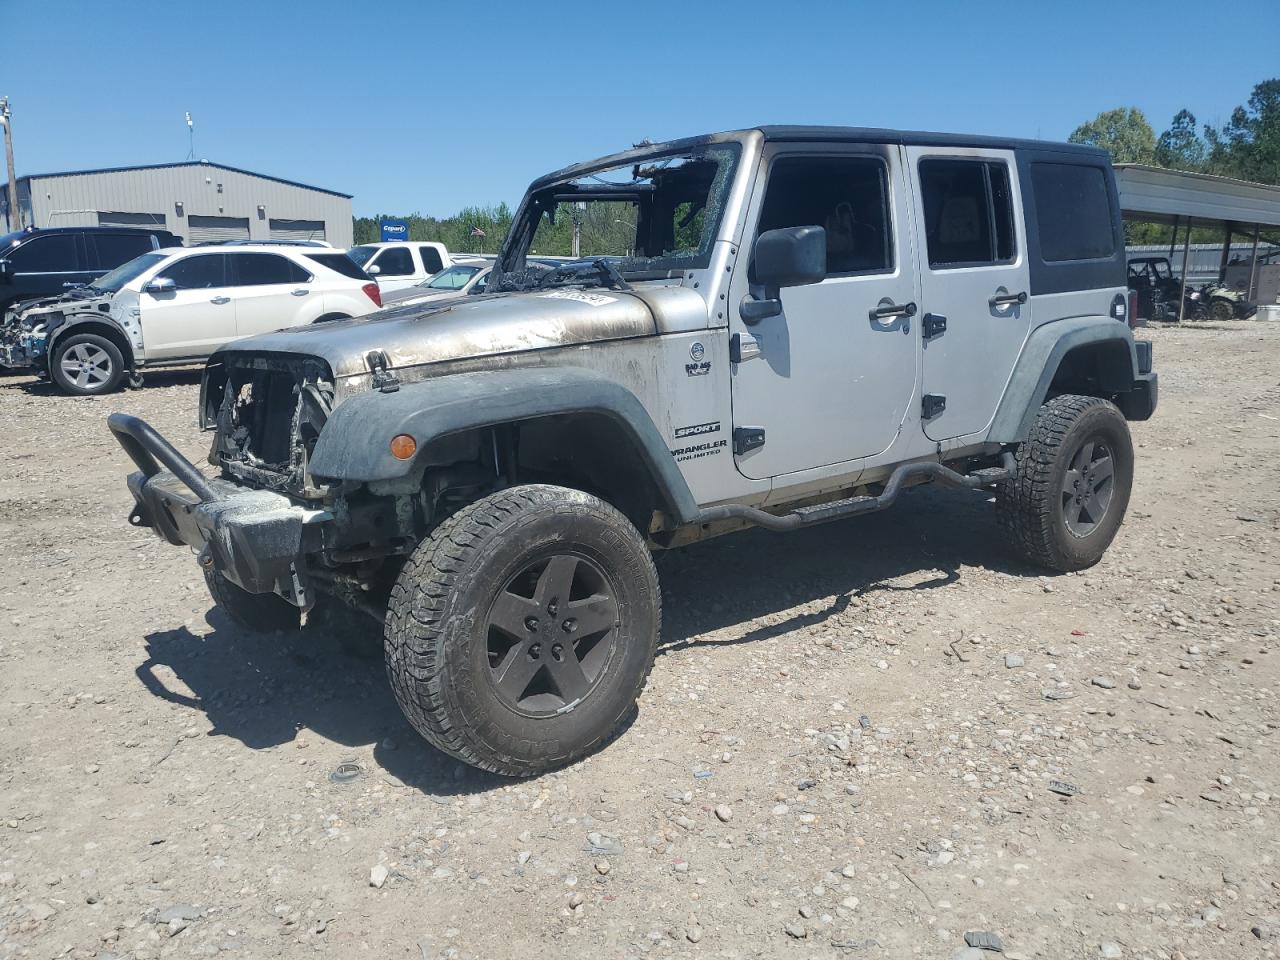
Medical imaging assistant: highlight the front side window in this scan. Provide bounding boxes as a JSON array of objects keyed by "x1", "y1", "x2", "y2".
[
  {"x1": 1031, "y1": 162, "x2": 1115, "y2": 263},
  {"x1": 232, "y1": 253, "x2": 310, "y2": 286},
  {"x1": 158, "y1": 254, "x2": 227, "y2": 289},
  {"x1": 9, "y1": 234, "x2": 78, "y2": 272},
  {"x1": 372, "y1": 247, "x2": 414, "y2": 276},
  {"x1": 425, "y1": 265, "x2": 480, "y2": 289},
  {"x1": 756, "y1": 155, "x2": 893, "y2": 275},
  {"x1": 918, "y1": 159, "x2": 1015, "y2": 269},
  {"x1": 347, "y1": 245, "x2": 377, "y2": 268}
]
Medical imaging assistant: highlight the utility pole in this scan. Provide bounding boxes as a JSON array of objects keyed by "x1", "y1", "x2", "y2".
[{"x1": 0, "y1": 97, "x2": 19, "y2": 231}]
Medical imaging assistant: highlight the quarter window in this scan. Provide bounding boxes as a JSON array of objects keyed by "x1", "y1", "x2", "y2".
[
  {"x1": 9, "y1": 234, "x2": 78, "y2": 272},
  {"x1": 372, "y1": 247, "x2": 414, "y2": 277},
  {"x1": 1030, "y1": 162, "x2": 1115, "y2": 262},
  {"x1": 756, "y1": 155, "x2": 893, "y2": 275},
  {"x1": 158, "y1": 254, "x2": 227, "y2": 289},
  {"x1": 232, "y1": 253, "x2": 310, "y2": 286},
  {"x1": 918, "y1": 159, "x2": 1016, "y2": 268}
]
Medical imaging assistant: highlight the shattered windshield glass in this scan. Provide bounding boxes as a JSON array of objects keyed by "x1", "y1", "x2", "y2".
[{"x1": 498, "y1": 142, "x2": 740, "y2": 290}]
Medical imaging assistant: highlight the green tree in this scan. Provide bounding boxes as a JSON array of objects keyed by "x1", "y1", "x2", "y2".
[
  {"x1": 1068, "y1": 107, "x2": 1158, "y2": 164},
  {"x1": 1205, "y1": 78, "x2": 1280, "y2": 184},
  {"x1": 1155, "y1": 109, "x2": 1207, "y2": 171}
]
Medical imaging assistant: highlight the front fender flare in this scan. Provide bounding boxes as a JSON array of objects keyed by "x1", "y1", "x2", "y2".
[
  {"x1": 308, "y1": 366, "x2": 700, "y2": 524},
  {"x1": 989, "y1": 317, "x2": 1138, "y2": 443}
]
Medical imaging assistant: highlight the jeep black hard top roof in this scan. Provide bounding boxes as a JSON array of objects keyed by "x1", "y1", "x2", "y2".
[
  {"x1": 757, "y1": 125, "x2": 1108, "y2": 158},
  {"x1": 531, "y1": 126, "x2": 1109, "y2": 190}
]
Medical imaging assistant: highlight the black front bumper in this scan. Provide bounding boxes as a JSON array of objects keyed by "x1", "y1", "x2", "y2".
[{"x1": 108, "y1": 414, "x2": 329, "y2": 606}]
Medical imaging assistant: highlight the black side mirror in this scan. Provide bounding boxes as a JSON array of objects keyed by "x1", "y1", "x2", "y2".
[{"x1": 742, "y1": 226, "x2": 826, "y2": 324}]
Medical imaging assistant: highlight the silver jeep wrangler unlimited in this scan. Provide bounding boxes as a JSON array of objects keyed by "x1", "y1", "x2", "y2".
[{"x1": 110, "y1": 127, "x2": 1157, "y2": 776}]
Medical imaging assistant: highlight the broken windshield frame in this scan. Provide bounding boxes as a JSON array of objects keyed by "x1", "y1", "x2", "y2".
[{"x1": 494, "y1": 142, "x2": 741, "y2": 291}]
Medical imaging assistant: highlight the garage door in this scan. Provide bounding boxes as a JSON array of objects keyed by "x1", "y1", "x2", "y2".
[
  {"x1": 188, "y1": 215, "x2": 250, "y2": 244},
  {"x1": 269, "y1": 218, "x2": 326, "y2": 243},
  {"x1": 97, "y1": 211, "x2": 167, "y2": 229}
]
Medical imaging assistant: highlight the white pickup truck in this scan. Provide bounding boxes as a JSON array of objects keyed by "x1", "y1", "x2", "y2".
[{"x1": 345, "y1": 241, "x2": 463, "y2": 292}]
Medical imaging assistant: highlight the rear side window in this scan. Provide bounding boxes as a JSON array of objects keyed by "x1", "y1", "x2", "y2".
[
  {"x1": 372, "y1": 247, "x2": 414, "y2": 276},
  {"x1": 9, "y1": 234, "x2": 79, "y2": 272},
  {"x1": 1030, "y1": 162, "x2": 1115, "y2": 262},
  {"x1": 158, "y1": 253, "x2": 227, "y2": 289},
  {"x1": 419, "y1": 246, "x2": 444, "y2": 274},
  {"x1": 918, "y1": 159, "x2": 1015, "y2": 268},
  {"x1": 305, "y1": 253, "x2": 368, "y2": 280},
  {"x1": 756, "y1": 155, "x2": 893, "y2": 275},
  {"x1": 231, "y1": 253, "x2": 310, "y2": 286},
  {"x1": 91, "y1": 233, "x2": 154, "y2": 269}
]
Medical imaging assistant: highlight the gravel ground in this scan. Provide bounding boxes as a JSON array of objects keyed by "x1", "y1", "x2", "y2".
[{"x1": 1, "y1": 321, "x2": 1279, "y2": 960}]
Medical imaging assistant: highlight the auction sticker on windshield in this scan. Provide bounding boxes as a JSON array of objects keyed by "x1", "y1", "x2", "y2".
[{"x1": 539, "y1": 290, "x2": 618, "y2": 306}]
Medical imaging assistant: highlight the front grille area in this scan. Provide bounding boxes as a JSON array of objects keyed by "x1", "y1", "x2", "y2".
[{"x1": 204, "y1": 352, "x2": 334, "y2": 495}]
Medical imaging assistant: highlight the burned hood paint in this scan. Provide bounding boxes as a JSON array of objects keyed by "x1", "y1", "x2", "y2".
[{"x1": 214, "y1": 285, "x2": 707, "y2": 378}]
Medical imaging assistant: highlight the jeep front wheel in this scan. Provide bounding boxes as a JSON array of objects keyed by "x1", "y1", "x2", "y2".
[
  {"x1": 384, "y1": 484, "x2": 660, "y2": 776},
  {"x1": 998, "y1": 395, "x2": 1134, "y2": 572}
]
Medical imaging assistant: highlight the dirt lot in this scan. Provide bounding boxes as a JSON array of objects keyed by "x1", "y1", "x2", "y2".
[{"x1": 1, "y1": 321, "x2": 1278, "y2": 960}]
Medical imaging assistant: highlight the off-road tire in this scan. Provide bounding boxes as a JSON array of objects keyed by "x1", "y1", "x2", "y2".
[
  {"x1": 307, "y1": 592, "x2": 383, "y2": 659},
  {"x1": 998, "y1": 395, "x2": 1134, "y2": 572},
  {"x1": 204, "y1": 569, "x2": 301, "y2": 633},
  {"x1": 384, "y1": 484, "x2": 660, "y2": 777},
  {"x1": 49, "y1": 333, "x2": 125, "y2": 395},
  {"x1": 1209, "y1": 299, "x2": 1234, "y2": 323}
]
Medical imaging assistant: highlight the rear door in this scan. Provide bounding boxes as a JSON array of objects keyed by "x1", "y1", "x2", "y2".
[
  {"x1": 88, "y1": 232, "x2": 157, "y2": 273},
  {"x1": 228, "y1": 252, "x2": 315, "y2": 336},
  {"x1": 138, "y1": 253, "x2": 235, "y2": 360},
  {"x1": 904, "y1": 148, "x2": 1030, "y2": 441},
  {"x1": 418, "y1": 245, "x2": 444, "y2": 276},
  {"x1": 727, "y1": 143, "x2": 920, "y2": 479}
]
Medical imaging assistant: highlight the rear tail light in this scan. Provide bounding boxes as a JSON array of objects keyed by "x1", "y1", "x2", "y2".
[{"x1": 362, "y1": 282, "x2": 382, "y2": 307}]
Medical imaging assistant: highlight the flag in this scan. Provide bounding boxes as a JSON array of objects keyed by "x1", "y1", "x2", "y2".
[{"x1": 470, "y1": 226, "x2": 486, "y2": 238}]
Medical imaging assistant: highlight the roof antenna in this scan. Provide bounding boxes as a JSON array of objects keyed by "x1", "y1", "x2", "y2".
[{"x1": 185, "y1": 112, "x2": 195, "y2": 161}]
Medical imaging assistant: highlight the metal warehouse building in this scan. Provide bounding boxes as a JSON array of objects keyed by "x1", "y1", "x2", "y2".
[{"x1": 1, "y1": 160, "x2": 353, "y2": 247}]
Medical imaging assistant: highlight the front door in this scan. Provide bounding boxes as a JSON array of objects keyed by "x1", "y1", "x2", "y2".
[
  {"x1": 139, "y1": 253, "x2": 236, "y2": 360},
  {"x1": 728, "y1": 144, "x2": 920, "y2": 481},
  {"x1": 905, "y1": 147, "x2": 1032, "y2": 441}
]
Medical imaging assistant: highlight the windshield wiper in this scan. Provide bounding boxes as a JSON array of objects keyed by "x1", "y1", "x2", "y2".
[{"x1": 536, "y1": 258, "x2": 632, "y2": 292}]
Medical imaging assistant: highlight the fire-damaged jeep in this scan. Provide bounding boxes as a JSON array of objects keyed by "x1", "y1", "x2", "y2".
[{"x1": 110, "y1": 127, "x2": 1157, "y2": 776}]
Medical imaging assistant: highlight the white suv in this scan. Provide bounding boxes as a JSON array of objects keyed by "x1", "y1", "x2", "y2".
[{"x1": 0, "y1": 246, "x2": 382, "y2": 395}]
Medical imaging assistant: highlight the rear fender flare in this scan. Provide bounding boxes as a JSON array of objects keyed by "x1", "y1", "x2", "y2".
[
  {"x1": 308, "y1": 366, "x2": 700, "y2": 524},
  {"x1": 989, "y1": 317, "x2": 1138, "y2": 442}
]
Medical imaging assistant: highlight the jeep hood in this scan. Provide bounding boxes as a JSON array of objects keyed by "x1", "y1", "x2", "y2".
[{"x1": 216, "y1": 285, "x2": 705, "y2": 378}]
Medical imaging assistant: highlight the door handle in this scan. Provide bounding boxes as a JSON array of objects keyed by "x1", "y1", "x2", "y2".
[
  {"x1": 989, "y1": 290, "x2": 1028, "y2": 308},
  {"x1": 210, "y1": 296, "x2": 231, "y2": 305},
  {"x1": 869, "y1": 300, "x2": 917, "y2": 322},
  {"x1": 291, "y1": 288, "x2": 309, "y2": 297}
]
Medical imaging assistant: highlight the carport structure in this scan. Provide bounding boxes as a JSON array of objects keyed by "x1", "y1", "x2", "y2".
[{"x1": 1113, "y1": 164, "x2": 1280, "y2": 321}]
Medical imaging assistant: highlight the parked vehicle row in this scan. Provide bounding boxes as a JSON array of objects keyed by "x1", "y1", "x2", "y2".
[
  {"x1": 1, "y1": 245, "x2": 382, "y2": 394},
  {"x1": 1127, "y1": 254, "x2": 1257, "y2": 322}
]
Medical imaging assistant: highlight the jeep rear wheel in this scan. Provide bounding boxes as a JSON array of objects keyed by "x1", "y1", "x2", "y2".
[
  {"x1": 998, "y1": 395, "x2": 1134, "y2": 572},
  {"x1": 384, "y1": 484, "x2": 660, "y2": 776}
]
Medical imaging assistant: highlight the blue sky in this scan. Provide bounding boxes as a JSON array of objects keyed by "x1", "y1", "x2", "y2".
[{"x1": 6, "y1": 0, "x2": 1278, "y2": 218}]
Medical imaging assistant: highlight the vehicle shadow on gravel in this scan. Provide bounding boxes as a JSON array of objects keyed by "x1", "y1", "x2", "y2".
[
  {"x1": 655, "y1": 483, "x2": 1039, "y2": 654},
  {"x1": 0, "y1": 367, "x2": 202, "y2": 395},
  {"x1": 133, "y1": 482, "x2": 1036, "y2": 796},
  {"x1": 136, "y1": 616, "x2": 508, "y2": 797}
]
